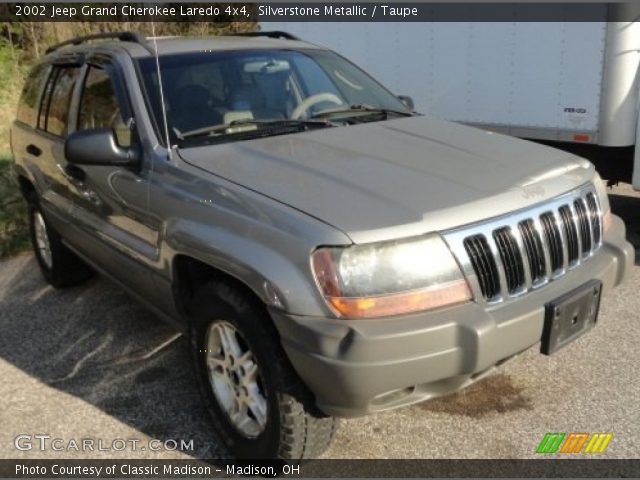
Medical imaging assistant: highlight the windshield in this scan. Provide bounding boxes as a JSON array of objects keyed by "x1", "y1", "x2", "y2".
[{"x1": 137, "y1": 48, "x2": 411, "y2": 146}]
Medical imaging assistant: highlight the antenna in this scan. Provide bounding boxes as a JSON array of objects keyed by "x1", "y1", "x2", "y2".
[{"x1": 151, "y1": 22, "x2": 173, "y2": 161}]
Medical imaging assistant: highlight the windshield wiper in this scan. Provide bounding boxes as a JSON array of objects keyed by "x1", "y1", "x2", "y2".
[
  {"x1": 176, "y1": 118, "x2": 335, "y2": 141},
  {"x1": 311, "y1": 104, "x2": 414, "y2": 120}
]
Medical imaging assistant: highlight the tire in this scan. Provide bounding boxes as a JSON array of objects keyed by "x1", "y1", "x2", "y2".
[
  {"x1": 190, "y1": 281, "x2": 338, "y2": 459},
  {"x1": 28, "y1": 201, "x2": 93, "y2": 289}
]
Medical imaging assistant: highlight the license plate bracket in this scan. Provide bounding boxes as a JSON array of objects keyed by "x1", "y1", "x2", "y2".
[{"x1": 541, "y1": 279, "x2": 602, "y2": 355}]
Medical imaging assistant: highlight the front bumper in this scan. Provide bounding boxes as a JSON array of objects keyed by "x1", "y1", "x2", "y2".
[{"x1": 270, "y1": 215, "x2": 634, "y2": 418}]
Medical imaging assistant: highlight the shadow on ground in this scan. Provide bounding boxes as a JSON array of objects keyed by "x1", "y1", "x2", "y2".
[{"x1": 0, "y1": 257, "x2": 225, "y2": 458}]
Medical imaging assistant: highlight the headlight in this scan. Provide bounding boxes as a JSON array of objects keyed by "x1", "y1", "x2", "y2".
[{"x1": 311, "y1": 234, "x2": 472, "y2": 319}]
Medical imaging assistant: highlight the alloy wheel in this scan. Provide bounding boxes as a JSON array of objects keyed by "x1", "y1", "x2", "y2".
[
  {"x1": 33, "y1": 211, "x2": 53, "y2": 269},
  {"x1": 204, "y1": 320, "x2": 268, "y2": 438}
]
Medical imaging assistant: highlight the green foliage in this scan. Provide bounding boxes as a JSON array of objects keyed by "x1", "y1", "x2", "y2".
[
  {"x1": 0, "y1": 155, "x2": 29, "y2": 258},
  {"x1": 0, "y1": 38, "x2": 28, "y2": 151},
  {"x1": 2, "y1": 21, "x2": 256, "y2": 62}
]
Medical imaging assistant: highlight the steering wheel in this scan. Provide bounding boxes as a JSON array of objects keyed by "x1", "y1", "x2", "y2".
[{"x1": 291, "y1": 93, "x2": 343, "y2": 120}]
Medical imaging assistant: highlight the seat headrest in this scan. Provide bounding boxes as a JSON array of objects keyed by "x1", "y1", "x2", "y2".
[{"x1": 229, "y1": 85, "x2": 266, "y2": 110}]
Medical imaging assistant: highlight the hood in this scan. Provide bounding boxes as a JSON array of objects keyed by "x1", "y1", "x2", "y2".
[{"x1": 178, "y1": 115, "x2": 595, "y2": 244}]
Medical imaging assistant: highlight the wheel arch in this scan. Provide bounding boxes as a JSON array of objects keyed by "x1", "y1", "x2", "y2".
[
  {"x1": 16, "y1": 173, "x2": 37, "y2": 203},
  {"x1": 172, "y1": 254, "x2": 273, "y2": 321}
]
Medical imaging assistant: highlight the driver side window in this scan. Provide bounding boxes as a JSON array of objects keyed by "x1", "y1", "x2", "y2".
[{"x1": 78, "y1": 66, "x2": 132, "y2": 147}]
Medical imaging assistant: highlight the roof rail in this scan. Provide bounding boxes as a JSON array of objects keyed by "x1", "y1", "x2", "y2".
[
  {"x1": 45, "y1": 31, "x2": 153, "y2": 55},
  {"x1": 234, "y1": 31, "x2": 300, "y2": 41}
]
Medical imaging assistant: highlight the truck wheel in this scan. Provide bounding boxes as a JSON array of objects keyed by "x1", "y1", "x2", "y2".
[
  {"x1": 28, "y1": 203, "x2": 93, "y2": 289},
  {"x1": 190, "y1": 281, "x2": 338, "y2": 459}
]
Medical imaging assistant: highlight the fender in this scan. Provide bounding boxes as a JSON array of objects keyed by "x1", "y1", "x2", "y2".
[{"x1": 162, "y1": 216, "x2": 348, "y2": 317}]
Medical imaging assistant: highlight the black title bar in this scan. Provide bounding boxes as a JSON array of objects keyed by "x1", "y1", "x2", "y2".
[
  {"x1": 2, "y1": 459, "x2": 640, "y2": 478},
  {"x1": 2, "y1": 3, "x2": 640, "y2": 22}
]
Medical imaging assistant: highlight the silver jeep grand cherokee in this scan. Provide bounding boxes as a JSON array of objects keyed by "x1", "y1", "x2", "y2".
[{"x1": 11, "y1": 31, "x2": 633, "y2": 459}]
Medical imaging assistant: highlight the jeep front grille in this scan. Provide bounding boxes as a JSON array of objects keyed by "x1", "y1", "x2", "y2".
[
  {"x1": 446, "y1": 184, "x2": 603, "y2": 304},
  {"x1": 492, "y1": 227, "x2": 525, "y2": 294},
  {"x1": 464, "y1": 234, "x2": 501, "y2": 298},
  {"x1": 518, "y1": 218, "x2": 546, "y2": 283},
  {"x1": 586, "y1": 193, "x2": 602, "y2": 245},
  {"x1": 558, "y1": 205, "x2": 579, "y2": 264}
]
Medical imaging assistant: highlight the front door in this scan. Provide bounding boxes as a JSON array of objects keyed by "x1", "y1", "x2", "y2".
[{"x1": 61, "y1": 59, "x2": 160, "y2": 303}]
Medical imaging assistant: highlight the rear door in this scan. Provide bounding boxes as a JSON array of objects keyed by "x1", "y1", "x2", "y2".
[
  {"x1": 11, "y1": 61, "x2": 51, "y2": 186},
  {"x1": 13, "y1": 59, "x2": 84, "y2": 238}
]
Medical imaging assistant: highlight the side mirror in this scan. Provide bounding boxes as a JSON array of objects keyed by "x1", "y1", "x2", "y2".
[
  {"x1": 397, "y1": 95, "x2": 415, "y2": 112},
  {"x1": 65, "y1": 128, "x2": 139, "y2": 167}
]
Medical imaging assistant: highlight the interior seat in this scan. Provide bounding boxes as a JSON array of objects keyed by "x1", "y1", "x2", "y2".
[
  {"x1": 171, "y1": 84, "x2": 223, "y2": 132},
  {"x1": 228, "y1": 85, "x2": 284, "y2": 120}
]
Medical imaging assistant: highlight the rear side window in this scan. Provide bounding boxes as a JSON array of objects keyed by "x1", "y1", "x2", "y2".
[
  {"x1": 16, "y1": 64, "x2": 49, "y2": 127},
  {"x1": 43, "y1": 66, "x2": 81, "y2": 137},
  {"x1": 78, "y1": 66, "x2": 131, "y2": 147}
]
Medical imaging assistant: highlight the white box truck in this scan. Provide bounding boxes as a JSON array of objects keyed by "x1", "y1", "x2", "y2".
[{"x1": 264, "y1": 14, "x2": 640, "y2": 188}]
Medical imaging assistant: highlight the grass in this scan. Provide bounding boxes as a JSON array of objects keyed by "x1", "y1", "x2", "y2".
[
  {"x1": 0, "y1": 154, "x2": 30, "y2": 259},
  {"x1": 0, "y1": 41, "x2": 26, "y2": 152},
  {"x1": 0, "y1": 40, "x2": 30, "y2": 258}
]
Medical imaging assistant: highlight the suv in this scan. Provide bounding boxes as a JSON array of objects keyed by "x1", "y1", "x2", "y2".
[{"x1": 11, "y1": 31, "x2": 633, "y2": 459}]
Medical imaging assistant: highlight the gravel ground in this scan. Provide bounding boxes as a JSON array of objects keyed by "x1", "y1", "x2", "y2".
[{"x1": 0, "y1": 184, "x2": 638, "y2": 460}]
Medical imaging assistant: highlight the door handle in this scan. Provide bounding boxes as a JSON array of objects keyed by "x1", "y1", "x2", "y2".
[
  {"x1": 26, "y1": 144, "x2": 42, "y2": 157},
  {"x1": 63, "y1": 164, "x2": 86, "y2": 182}
]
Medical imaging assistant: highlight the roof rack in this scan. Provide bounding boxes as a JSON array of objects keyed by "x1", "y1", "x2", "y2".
[
  {"x1": 234, "y1": 31, "x2": 300, "y2": 41},
  {"x1": 45, "y1": 31, "x2": 153, "y2": 55}
]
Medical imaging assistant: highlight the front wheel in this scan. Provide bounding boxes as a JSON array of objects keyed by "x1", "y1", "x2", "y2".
[{"x1": 190, "y1": 281, "x2": 338, "y2": 459}]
